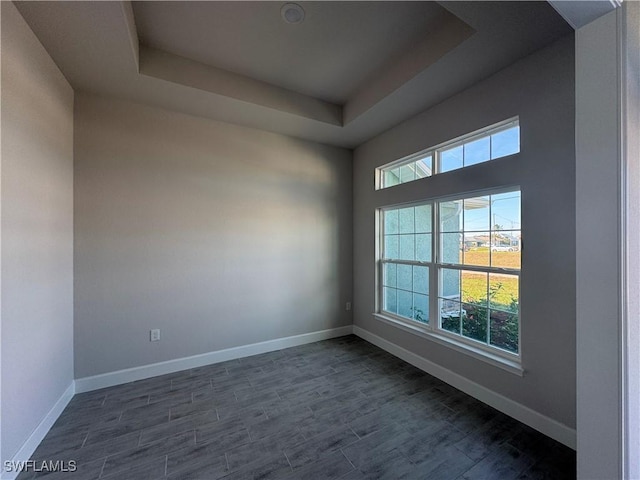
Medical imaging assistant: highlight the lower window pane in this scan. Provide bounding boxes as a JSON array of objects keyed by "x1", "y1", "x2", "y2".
[
  {"x1": 462, "y1": 305, "x2": 488, "y2": 342},
  {"x1": 489, "y1": 308, "x2": 519, "y2": 353},
  {"x1": 440, "y1": 268, "x2": 460, "y2": 298},
  {"x1": 437, "y1": 265, "x2": 519, "y2": 353},
  {"x1": 461, "y1": 270, "x2": 489, "y2": 342},
  {"x1": 384, "y1": 287, "x2": 397, "y2": 314},
  {"x1": 383, "y1": 263, "x2": 397, "y2": 287},
  {"x1": 397, "y1": 264, "x2": 412, "y2": 291},
  {"x1": 489, "y1": 273, "x2": 519, "y2": 311},
  {"x1": 412, "y1": 266, "x2": 429, "y2": 295},
  {"x1": 440, "y1": 298, "x2": 461, "y2": 334},
  {"x1": 461, "y1": 270, "x2": 488, "y2": 305},
  {"x1": 412, "y1": 293, "x2": 429, "y2": 324},
  {"x1": 383, "y1": 263, "x2": 431, "y2": 325},
  {"x1": 397, "y1": 290, "x2": 413, "y2": 318}
]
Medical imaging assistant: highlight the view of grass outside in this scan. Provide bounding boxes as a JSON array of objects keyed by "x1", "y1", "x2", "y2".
[{"x1": 465, "y1": 247, "x2": 520, "y2": 269}]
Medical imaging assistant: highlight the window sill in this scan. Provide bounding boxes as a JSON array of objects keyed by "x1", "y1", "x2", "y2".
[{"x1": 373, "y1": 313, "x2": 524, "y2": 376}]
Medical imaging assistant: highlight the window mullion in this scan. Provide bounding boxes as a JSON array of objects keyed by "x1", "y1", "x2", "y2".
[
  {"x1": 431, "y1": 204, "x2": 439, "y2": 331},
  {"x1": 436, "y1": 263, "x2": 521, "y2": 276}
]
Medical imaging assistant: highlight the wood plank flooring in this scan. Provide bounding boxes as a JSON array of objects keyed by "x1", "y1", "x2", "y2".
[{"x1": 16, "y1": 335, "x2": 575, "y2": 479}]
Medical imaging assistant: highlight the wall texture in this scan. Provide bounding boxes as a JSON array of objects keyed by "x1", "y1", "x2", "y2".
[
  {"x1": 73, "y1": 93, "x2": 352, "y2": 378},
  {"x1": 353, "y1": 36, "x2": 576, "y2": 429},
  {"x1": 1, "y1": 1, "x2": 75, "y2": 464}
]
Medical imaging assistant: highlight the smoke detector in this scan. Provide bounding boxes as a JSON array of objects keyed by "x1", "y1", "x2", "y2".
[{"x1": 281, "y1": 3, "x2": 305, "y2": 24}]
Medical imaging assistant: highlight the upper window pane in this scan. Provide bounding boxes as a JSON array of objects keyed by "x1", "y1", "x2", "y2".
[
  {"x1": 384, "y1": 235, "x2": 398, "y2": 259},
  {"x1": 440, "y1": 200, "x2": 463, "y2": 232},
  {"x1": 463, "y1": 232, "x2": 490, "y2": 267},
  {"x1": 439, "y1": 191, "x2": 521, "y2": 269},
  {"x1": 384, "y1": 208, "x2": 399, "y2": 235},
  {"x1": 415, "y1": 205, "x2": 432, "y2": 233},
  {"x1": 377, "y1": 118, "x2": 519, "y2": 189},
  {"x1": 415, "y1": 156, "x2": 433, "y2": 179},
  {"x1": 464, "y1": 196, "x2": 490, "y2": 231},
  {"x1": 398, "y1": 207, "x2": 415, "y2": 234},
  {"x1": 441, "y1": 232, "x2": 462, "y2": 264},
  {"x1": 384, "y1": 168, "x2": 400, "y2": 188},
  {"x1": 491, "y1": 231, "x2": 521, "y2": 269},
  {"x1": 383, "y1": 206, "x2": 433, "y2": 262},
  {"x1": 399, "y1": 164, "x2": 415, "y2": 183},
  {"x1": 440, "y1": 145, "x2": 463, "y2": 173},
  {"x1": 491, "y1": 191, "x2": 521, "y2": 230},
  {"x1": 464, "y1": 137, "x2": 491, "y2": 166},
  {"x1": 491, "y1": 125, "x2": 520, "y2": 159}
]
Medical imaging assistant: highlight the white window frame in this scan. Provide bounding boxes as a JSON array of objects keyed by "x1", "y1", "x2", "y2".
[
  {"x1": 376, "y1": 117, "x2": 520, "y2": 190},
  {"x1": 376, "y1": 187, "x2": 522, "y2": 374}
]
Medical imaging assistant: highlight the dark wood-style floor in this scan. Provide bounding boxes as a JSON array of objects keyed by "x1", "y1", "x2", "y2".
[{"x1": 16, "y1": 335, "x2": 575, "y2": 480}]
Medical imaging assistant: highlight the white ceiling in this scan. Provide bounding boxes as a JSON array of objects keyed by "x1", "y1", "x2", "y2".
[{"x1": 14, "y1": 1, "x2": 572, "y2": 148}]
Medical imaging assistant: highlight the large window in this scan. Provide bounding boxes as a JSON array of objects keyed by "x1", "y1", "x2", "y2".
[
  {"x1": 377, "y1": 118, "x2": 520, "y2": 189},
  {"x1": 379, "y1": 189, "x2": 521, "y2": 358}
]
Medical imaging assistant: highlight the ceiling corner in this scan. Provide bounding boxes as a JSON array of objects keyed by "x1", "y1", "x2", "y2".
[
  {"x1": 548, "y1": 0, "x2": 620, "y2": 29},
  {"x1": 121, "y1": 1, "x2": 140, "y2": 73}
]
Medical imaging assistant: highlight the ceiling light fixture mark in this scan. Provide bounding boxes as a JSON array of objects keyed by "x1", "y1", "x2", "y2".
[{"x1": 281, "y1": 3, "x2": 305, "y2": 24}]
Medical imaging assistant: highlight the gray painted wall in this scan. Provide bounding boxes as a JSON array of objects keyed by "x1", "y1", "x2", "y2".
[
  {"x1": 353, "y1": 36, "x2": 576, "y2": 429},
  {"x1": 73, "y1": 93, "x2": 352, "y2": 378},
  {"x1": 1, "y1": 1, "x2": 74, "y2": 464}
]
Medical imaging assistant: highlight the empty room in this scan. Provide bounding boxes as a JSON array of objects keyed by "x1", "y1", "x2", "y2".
[{"x1": 1, "y1": 1, "x2": 638, "y2": 479}]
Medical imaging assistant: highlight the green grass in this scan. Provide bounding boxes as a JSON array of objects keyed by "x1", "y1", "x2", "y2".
[
  {"x1": 464, "y1": 249, "x2": 521, "y2": 269},
  {"x1": 461, "y1": 272, "x2": 518, "y2": 310}
]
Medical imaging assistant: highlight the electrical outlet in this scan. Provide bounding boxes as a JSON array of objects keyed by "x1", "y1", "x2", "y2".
[
  {"x1": 150, "y1": 329, "x2": 160, "y2": 342},
  {"x1": 346, "y1": 302, "x2": 351, "y2": 311}
]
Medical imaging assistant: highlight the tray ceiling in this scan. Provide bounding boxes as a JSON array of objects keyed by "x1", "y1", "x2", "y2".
[{"x1": 14, "y1": 1, "x2": 572, "y2": 148}]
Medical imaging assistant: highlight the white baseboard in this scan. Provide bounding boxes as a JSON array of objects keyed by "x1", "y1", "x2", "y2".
[
  {"x1": 1, "y1": 382, "x2": 75, "y2": 480},
  {"x1": 353, "y1": 325, "x2": 577, "y2": 450},
  {"x1": 75, "y1": 325, "x2": 354, "y2": 393}
]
